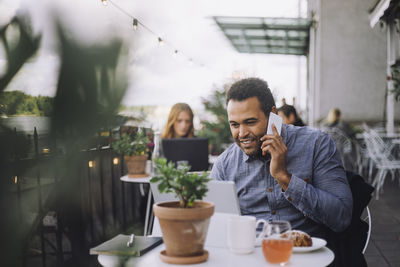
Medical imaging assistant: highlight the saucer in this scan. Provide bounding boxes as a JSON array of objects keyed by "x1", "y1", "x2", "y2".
[
  {"x1": 292, "y1": 237, "x2": 327, "y2": 253},
  {"x1": 159, "y1": 250, "x2": 209, "y2": 264}
]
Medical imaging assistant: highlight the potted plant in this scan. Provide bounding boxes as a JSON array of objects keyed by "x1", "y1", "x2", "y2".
[
  {"x1": 150, "y1": 158, "x2": 214, "y2": 264},
  {"x1": 112, "y1": 130, "x2": 150, "y2": 177}
]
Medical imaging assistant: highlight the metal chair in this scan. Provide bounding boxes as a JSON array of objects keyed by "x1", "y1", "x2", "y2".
[
  {"x1": 362, "y1": 206, "x2": 371, "y2": 254},
  {"x1": 363, "y1": 130, "x2": 400, "y2": 199},
  {"x1": 322, "y1": 126, "x2": 356, "y2": 172}
]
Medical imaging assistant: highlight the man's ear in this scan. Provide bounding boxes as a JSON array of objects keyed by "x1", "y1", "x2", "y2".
[
  {"x1": 289, "y1": 113, "x2": 296, "y2": 124},
  {"x1": 271, "y1": 106, "x2": 277, "y2": 114}
]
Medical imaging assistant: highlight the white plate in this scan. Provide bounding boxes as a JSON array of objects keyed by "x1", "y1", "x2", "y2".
[{"x1": 292, "y1": 237, "x2": 327, "y2": 253}]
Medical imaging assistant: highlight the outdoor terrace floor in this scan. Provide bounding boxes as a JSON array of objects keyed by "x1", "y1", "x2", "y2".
[{"x1": 364, "y1": 176, "x2": 400, "y2": 267}]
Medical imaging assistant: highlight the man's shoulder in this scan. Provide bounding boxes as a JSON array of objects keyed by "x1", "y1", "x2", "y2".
[
  {"x1": 215, "y1": 144, "x2": 241, "y2": 164},
  {"x1": 284, "y1": 125, "x2": 331, "y2": 150},
  {"x1": 285, "y1": 124, "x2": 324, "y2": 140}
]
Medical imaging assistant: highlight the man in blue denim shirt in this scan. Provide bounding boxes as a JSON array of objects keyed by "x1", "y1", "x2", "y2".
[{"x1": 210, "y1": 78, "x2": 353, "y2": 237}]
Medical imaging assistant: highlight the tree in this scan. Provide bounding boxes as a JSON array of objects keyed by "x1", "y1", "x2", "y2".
[
  {"x1": 198, "y1": 85, "x2": 232, "y2": 155},
  {"x1": 0, "y1": 91, "x2": 53, "y2": 116},
  {"x1": 36, "y1": 95, "x2": 53, "y2": 116}
]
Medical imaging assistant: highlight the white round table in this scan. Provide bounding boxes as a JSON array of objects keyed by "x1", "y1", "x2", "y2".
[{"x1": 98, "y1": 244, "x2": 334, "y2": 267}]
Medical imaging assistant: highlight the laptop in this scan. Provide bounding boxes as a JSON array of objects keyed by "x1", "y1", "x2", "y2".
[{"x1": 162, "y1": 138, "x2": 209, "y2": 171}]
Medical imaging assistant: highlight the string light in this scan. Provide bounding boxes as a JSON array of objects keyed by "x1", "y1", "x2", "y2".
[
  {"x1": 101, "y1": 0, "x2": 205, "y2": 67},
  {"x1": 88, "y1": 161, "x2": 94, "y2": 168},
  {"x1": 189, "y1": 59, "x2": 194, "y2": 66},
  {"x1": 14, "y1": 176, "x2": 18, "y2": 184},
  {"x1": 132, "y1": 18, "x2": 138, "y2": 31},
  {"x1": 113, "y1": 157, "x2": 119, "y2": 165}
]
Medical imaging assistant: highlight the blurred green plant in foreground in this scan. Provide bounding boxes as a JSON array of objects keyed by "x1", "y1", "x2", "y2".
[
  {"x1": 0, "y1": 17, "x2": 41, "y2": 267},
  {"x1": 0, "y1": 14, "x2": 129, "y2": 266}
]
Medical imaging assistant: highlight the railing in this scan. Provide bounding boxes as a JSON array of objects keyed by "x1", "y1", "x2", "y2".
[{"x1": 7, "y1": 127, "x2": 148, "y2": 266}]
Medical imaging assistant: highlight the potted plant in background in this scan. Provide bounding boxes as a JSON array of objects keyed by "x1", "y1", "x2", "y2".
[
  {"x1": 150, "y1": 158, "x2": 214, "y2": 264},
  {"x1": 112, "y1": 130, "x2": 150, "y2": 178}
]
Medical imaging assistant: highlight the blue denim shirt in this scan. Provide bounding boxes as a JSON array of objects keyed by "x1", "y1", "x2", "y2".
[{"x1": 210, "y1": 124, "x2": 353, "y2": 236}]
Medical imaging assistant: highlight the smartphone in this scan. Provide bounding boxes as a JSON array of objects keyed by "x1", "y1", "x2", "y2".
[{"x1": 266, "y1": 112, "x2": 283, "y2": 135}]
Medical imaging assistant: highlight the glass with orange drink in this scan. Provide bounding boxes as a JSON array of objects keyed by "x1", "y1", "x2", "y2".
[{"x1": 261, "y1": 221, "x2": 293, "y2": 265}]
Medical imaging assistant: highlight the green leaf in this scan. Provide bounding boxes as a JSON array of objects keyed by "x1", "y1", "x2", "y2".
[
  {"x1": 150, "y1": 177, "x2": 161, "y2": 183},
  {"x1": 112, "y1": 131, "x2": 150, "y2": 156},
  {"x1": 149, "y1": 157, "x2": 210, "y2": 207}
]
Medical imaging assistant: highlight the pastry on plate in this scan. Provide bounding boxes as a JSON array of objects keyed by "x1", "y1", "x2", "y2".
[{"x1": 281, "y1": 230, "x2": 313, "y2": 247}]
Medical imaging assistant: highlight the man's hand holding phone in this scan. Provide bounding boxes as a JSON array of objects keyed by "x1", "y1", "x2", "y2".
[{"x1": 260, "y1": 112, "x2": 291, "y2": 191}]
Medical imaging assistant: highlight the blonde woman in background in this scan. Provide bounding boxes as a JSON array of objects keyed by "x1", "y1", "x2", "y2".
[
  {"x1": 326, "y1": 108, "x2": 341, "y2": 126},
  {"x1": 326, "y1": 108, "x2": 355, "y2": 139},
  {"x1": 162, "y1": 103, "x2": 195, "y2": 139}
]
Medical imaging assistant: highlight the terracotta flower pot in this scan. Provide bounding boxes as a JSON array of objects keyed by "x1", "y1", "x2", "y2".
[
  {"x1": 124, "y1": 155, "x2": 147, "y2": 177},
  {"x1": 153, "y1": 201, "x2": 215, "y2": 257}
]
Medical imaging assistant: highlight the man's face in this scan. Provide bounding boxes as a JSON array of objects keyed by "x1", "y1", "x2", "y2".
[{"x1": 227, "y1": 97, "x2": 269, "y2": 157}]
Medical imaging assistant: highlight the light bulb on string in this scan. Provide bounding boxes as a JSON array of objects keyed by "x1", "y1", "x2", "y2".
[
  {"x1": 132, "y1": 18, "x2": 138, "y2": 31},
  {"x1": 158, "y1": 37, "x2": 164, "y2": 46},
  {"x1": 98, "y1": 0, "x2": 207, "y2": 69},
  {"x1": 188, "y1": 58, "x2": 194, "y2": 66}
]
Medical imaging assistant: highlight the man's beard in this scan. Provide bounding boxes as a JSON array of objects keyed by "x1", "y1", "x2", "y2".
[{"x1": 235, "y1": 132, "x2": 265, "y2": 158}]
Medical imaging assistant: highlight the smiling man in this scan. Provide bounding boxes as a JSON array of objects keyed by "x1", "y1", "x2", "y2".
[{"x1": 210, "y1": 78, "x2": 353, "y2": 238}]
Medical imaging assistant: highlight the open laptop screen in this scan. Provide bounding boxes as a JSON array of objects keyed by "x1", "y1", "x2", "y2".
[{"x1": 162, "y1": 137, "x2": 209, "y2": 171}]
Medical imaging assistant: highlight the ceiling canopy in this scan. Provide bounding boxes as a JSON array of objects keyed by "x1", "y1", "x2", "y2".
[{"x1": 214, "y1": 16, "x2": 312, "y2": 56}]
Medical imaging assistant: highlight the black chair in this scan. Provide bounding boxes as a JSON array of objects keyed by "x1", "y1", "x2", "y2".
[{"x1": 326, "y1": 171, "x2": 374, "y2": 267}]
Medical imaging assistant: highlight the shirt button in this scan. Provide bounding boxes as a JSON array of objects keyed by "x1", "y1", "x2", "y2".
[
  {"x1": 267, "y1": 187, "x2": 272, "y2": 192},
  {"x1": 271, "y1": 210, "x2": 276, "y2": 215},
  {"x1": 287, "y1": 197, "x2": 292, "y2": 202}
]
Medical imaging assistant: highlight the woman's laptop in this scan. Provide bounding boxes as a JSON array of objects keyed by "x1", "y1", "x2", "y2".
[{"x1": 162, "y1": 138, "x2": 209, "y2": 171}]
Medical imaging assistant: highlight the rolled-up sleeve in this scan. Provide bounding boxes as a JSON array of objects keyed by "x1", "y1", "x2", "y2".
[{"x1": 283, "y1": 133, "x2": 353, "y2": 232}]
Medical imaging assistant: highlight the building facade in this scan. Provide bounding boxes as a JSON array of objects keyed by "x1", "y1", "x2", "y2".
[{"x1": 307, "y1": 0, "x2": 395, "y2": 126}]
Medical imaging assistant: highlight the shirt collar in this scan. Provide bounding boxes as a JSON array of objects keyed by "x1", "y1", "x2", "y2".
[{"x1": 243, "y1": 150, "x2": 251, "y2": 162}]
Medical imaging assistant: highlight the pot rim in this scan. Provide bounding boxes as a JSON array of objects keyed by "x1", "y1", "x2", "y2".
[
  {"x1": 124, "y1": 154, "x2": 148, "y2": 159},
  {"x1": 153, "y1": 201, "x2": 215, "y2": 220},
  {"x1": 155, "y1": 200, "x2": 214, "y2": 207}
]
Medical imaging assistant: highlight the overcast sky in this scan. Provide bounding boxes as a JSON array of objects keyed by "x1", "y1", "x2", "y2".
[{"x1": 0, "y1": 0, "x2": 308, "y2": 111}]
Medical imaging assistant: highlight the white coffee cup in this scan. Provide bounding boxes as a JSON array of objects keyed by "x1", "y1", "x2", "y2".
[{"x1": 227, "y1": 215, "x2": 268, "y2": 254}]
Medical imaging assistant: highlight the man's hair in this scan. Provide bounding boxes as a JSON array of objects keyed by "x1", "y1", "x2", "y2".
[
  {"x1": 226, "y1": 78, "x2": 275, "y2": 117},
  {"x1": 277, "y1": 104, "x2": 298, "y2": 119}
]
